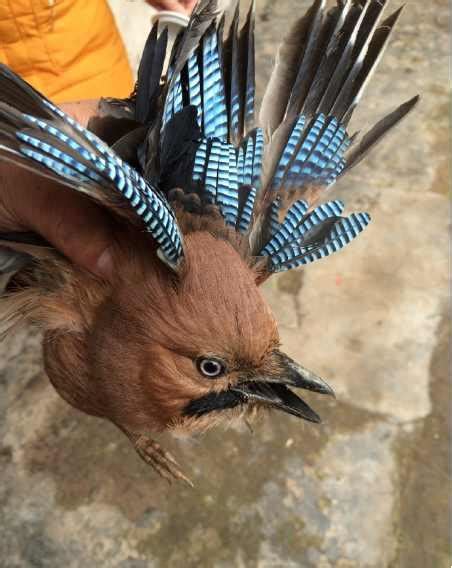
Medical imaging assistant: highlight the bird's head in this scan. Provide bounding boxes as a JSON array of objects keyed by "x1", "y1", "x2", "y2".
[{"x1": 89, "y1": 230, "x2": 333, "y2": 436}]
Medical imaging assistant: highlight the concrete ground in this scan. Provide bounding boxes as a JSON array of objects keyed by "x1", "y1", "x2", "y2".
[{"x1": 0, "y1": 1, "x2": 448, "y2": 567}]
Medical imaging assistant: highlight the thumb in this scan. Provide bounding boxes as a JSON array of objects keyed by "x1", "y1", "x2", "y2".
[{"x1": 0, "y1": 166, "x2": 115, "y2": 277}]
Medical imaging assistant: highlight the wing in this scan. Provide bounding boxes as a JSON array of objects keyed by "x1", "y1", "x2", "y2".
[
  {"x1": 0, "y1": 65, "x2": 184, "y2": 270},
  {"x1": 141, "y1": 0, "x2": 417, "y2": 275},
  {"x1": 250, "y1": 0, "x2": 419, "y2": 268}
]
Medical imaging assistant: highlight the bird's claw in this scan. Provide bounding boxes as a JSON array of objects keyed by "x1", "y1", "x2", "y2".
[{"x1": 133, "y1": 435, "x2": 193, "y2": 487}]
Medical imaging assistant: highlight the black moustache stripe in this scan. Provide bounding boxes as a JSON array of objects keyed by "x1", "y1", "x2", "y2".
[{"x1": 183, "y1": 389, "x2": 247, "y2": 417}]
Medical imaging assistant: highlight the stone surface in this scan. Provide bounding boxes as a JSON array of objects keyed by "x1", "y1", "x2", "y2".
[{"x1": 0, "y1": 1, "x2": 448, "y2": 567}]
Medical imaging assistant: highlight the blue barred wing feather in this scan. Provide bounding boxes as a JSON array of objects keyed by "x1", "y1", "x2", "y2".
[
  {"x1": 0, "y1": 67, "x2": 184, "y2": 268},
  {"x1": 159, "y1": 2, "x2": 259, "y2": 235}
]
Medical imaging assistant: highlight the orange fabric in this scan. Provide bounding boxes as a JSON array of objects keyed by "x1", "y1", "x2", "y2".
[{"x1": 0, "y1": 0, "x2": 133, "y2": 103}]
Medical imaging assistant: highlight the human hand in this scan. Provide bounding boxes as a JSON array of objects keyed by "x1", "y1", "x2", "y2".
[
  {"x1": 0, "y1": 100, "x2": 115, "y2": 277},
  {"x1": 146, "y1": 0, "x2": 197, "y2": 16}
]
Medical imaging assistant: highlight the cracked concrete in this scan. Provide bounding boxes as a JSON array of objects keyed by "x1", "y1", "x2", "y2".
[{"x1": 0, "y1": 1, "x2": 448, "y2": 567}]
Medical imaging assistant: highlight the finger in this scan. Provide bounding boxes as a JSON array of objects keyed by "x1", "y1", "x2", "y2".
[
  {"x1": 181, "y1": 0, "x2": 198, "y2": 13},
  {"x1": 60, "y1": 100, "x2": 99, "y2": 128},
  {"x1": 147, "y1": 0, "x2": 190, "y2": 14},
  {"x1": 29, "y1": 183, "x2": 115, "y2": 277}
]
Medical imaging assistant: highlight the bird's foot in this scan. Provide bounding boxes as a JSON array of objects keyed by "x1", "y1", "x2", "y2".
[{"x1": 133, "y1": 435, "x2": 193, "y2": 487}]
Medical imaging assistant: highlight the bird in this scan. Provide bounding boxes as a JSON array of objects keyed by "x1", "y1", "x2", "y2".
[{"x1": 0, "y1": 0, "x2": 418, "y2": 484}]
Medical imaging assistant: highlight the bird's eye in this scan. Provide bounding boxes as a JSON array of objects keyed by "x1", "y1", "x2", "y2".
[{"x1": 196, "y1": 357, "x2": 226, "y2": 379}]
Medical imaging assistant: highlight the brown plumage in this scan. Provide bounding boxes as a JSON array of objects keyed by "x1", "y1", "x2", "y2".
[
  {"x1": 3, "y1": 227, "x2": 280, "y2": 482},
  {"x1": 0, "y1": 0, "x2": 418, "y2": 483}
]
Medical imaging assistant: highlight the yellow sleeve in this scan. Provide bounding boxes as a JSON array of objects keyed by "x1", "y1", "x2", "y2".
[{"x1": 0, "y1": 0, "x2": 134, "y2": 103}]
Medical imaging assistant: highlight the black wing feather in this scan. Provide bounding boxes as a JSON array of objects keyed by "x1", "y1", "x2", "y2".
[{"x1": 135, "y1": 25, "x2": 169, "y2": 124}]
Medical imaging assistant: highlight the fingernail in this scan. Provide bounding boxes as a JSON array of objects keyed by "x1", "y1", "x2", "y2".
[{"x1": 96, "y1": 246, "x2": 114, "y2": 277}]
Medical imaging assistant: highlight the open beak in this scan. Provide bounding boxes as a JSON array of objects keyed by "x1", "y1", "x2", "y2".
[
  {"x1": 231, "y1": 351, "x2": 334, "y2": 423},
  {"x1": 183, "y1": 352, "x2": 334, "y2": 421}
]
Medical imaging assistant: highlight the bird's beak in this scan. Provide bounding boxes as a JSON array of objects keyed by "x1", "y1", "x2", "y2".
[
  {"x1": 266, "y1": 351, "x2": 335, "y2": 396},
  {"x1": 231, "y1": 351, "x2": 334, "y2": 423}
]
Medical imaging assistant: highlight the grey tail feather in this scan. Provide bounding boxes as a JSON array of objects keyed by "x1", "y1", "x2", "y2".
[
  {"x1": 258, "y1": 0, "x2": 321, "y2": 136},
  {"x1": 227, "y1": 0, "x2": 255, "y2": 144},
  {"x1": 243, "y1": 0, "x2": 256, "y2": 135},
  {"x1": 343, "y1": 95, "x2": 420, "y2": 172},
  {"x1": 330, "y1": 4, "x2": 404, "y2": 123},
  {"x1": 284, "y1": 0, "x2": 327, "y2": 121},
  {"x1": 227, "y1": 2, "x2": 244, "y2": 144},
  {"x1": 221, "y1": 7, "x2": 236, "y2": 139},
  {"x1": 261, "y1": 0, "x2": 405, "y2": 131}
]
